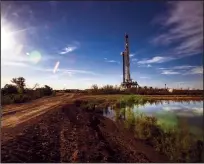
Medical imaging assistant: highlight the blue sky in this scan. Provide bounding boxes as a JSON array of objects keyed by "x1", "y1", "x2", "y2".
[{"x1": 1, "y1": 1, "x2": 203, "y2": 89}]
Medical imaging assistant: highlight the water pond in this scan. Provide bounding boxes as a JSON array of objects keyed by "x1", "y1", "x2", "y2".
[{"x1": 103, "y1": 100, "x2": 203, "y2": 138}]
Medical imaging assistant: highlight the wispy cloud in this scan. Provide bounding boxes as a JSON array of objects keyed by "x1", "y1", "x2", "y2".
[
  {"x1": 140, "y1": 76, "x2": 150, "y2": 79},
  {"x1": 159, "y1": 65, "x2": 203, "y2": 75},
  {"x1": 62, "y1": 69, "x2": 97, "y2": 75},
  {"x1": 138, "y1": 64, "x2": 152, "y2": 68},
  {"x1": 131, "y1": 58, "x2": 138, "y2": 62},
  {"x1": 59, "y1": 46, "x2": 77, "y2": 54},
  {"x1": 138, "y1": 56, "x2": 174, "y2": 64},
  {"x1": 129, "y1": 53, "x2": 135, "y2": 58},
  {"x1": 104, "y1": 58, "x2": 120, "y2": 64},
  {"x1": 107, "y1": 60, "x2": 118, "y2": 63},
  {"x1": 183, "y1": 66, "x2": 203, "y2": 75},
  {"x1": 2, "y1": 61, "x2": 29, "y2": 67},
  {"x1": 158, "y1": 68, "x2": 166, "y2": 70},
  {"x1": 172, "y1": 65, "x2": 196, "y2": 70},
  {"x1": 158, "y1": 65, "x2": 197, "y2": 71},
  {"x1": 59, "y1": 41, "x2": 80, "y2": 55},
  {"x1": 161, "y1": 70, "x2": 180, "y2": 75},
  {"x1": 151, "y1": 1, "x2": 203, "y2": 58}
]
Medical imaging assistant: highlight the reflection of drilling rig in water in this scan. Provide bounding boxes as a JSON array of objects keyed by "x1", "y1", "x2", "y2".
[{"x1": 121, "y1": 33, "x2": 138, "y2": 88}]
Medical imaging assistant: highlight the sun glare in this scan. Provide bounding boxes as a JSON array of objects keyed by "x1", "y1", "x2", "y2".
[{"x1": 1, "y1": 27, "x2": 15, "y2": 50}]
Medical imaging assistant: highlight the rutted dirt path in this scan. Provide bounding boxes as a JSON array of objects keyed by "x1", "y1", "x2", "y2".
[
  {"x1": 1, "y1": 94, "x2": 169, "y2": 162},
  {"x1": 1, "y1": 93, "x2": 78, "y2": 128}
]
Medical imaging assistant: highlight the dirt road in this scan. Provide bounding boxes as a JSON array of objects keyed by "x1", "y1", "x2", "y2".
[
  {"x1": 1, "y1": 93, "x2": 77, "y2": 128},
  {"x1": 1, "y1": 94, "x2": 169, "y2": 163}
]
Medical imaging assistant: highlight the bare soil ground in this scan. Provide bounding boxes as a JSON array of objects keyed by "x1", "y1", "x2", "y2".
[{"x1": 1, "y1": 93, "x2": 174, "y2": 162}]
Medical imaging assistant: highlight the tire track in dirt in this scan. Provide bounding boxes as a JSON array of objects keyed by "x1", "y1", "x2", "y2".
[
  {"x1": 60, "y1": 104, "x2": 80, "y2": 162},
  {"x1": 1, "y1": 94, "x2": 76, "y2": 128},
  {"x1": 2, "y1": 94, "x2": 69, "y2": 116},
  {"x1": 1, "y1": 109, "x2": 63, "y2": 163}
]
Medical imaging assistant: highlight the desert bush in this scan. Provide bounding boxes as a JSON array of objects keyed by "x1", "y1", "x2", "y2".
[
  {"x1": 1, "y1": 79, "x2": 55, "y2": 105},
  {"x1": 43, "y1": 85, "x2": 53, "y2": 96},
  {"x1": 13, "y1": 94, "x2": 32, "y2": 103},
  {"x1": 1, "y1": 95, "x2": 14, "y2": 104},
  {"x1": 35, "y1": 85, "x2": 53, "y2": 97},
  {"x1": 1, "y1": 94, "x2": 32, "y2": 105},
  {"x1": 1, "y1": 84, "x2": 18, "y2": 95}
]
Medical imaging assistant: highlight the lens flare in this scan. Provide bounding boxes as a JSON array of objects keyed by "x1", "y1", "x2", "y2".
[
  {"x1": 53, "y1": 61, "x2": 60, "y2": 73},
  {"x1": 29, "y1": 51, "x2": 42, "y2": 64}
]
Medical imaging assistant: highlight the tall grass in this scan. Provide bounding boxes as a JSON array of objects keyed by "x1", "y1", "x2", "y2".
[
  {"x1": 115, "y1": 95, "x2": 149, "y2": 108},
  {"x1": 77, "y1": 96, "x2": 203, "y2": 162},
  {"x1": 121, "y1": 108, "x2": 204, "y2": 162}
]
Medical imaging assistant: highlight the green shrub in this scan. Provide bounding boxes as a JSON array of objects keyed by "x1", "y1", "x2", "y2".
[
  {"x1": 35, "y1": 85, "x2": 53, "y2": 97},
  {"x1": 1, "y1": 95, "x2": 14, "y2": 105},
  {"x1": 13, "y1": 94, "x2": 32, "y2": 103},
  {"x1": 1, "y1": 84, "x2": 18, "y2": 95},
  {"x1": 43, "y1": 85, "x2": 53, "y2": 96}
]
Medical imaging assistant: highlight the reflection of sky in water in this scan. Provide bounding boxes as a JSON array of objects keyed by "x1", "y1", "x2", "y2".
[
  {"x1": 103, "y1": 101, "x2": 203, "y2": 137},
  {"x1": 133, "y1": 101, "x2": 203, "y2": 133},
  {"x1": 133, "y1": 101, "x2": 203, "y2": 116},
  {"x1": 103, "y1": 106, "x2": 115, "y2": 120}
]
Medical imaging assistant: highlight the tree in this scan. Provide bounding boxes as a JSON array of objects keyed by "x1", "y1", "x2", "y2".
[
  {"x1": 91, "y1": 84, "x2": 98, "y2": 90},
  {"x1": 2, "y1": 84, "x2": 18, "y2": 95},
  {"x1": 11, "y1": 77, "x2": 26, "y2": 93},
  {"x1": 32, "y1": 83, "x2": 39, "y2": 90}
]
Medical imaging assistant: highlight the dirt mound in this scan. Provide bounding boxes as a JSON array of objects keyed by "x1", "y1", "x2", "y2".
[{"x1": 1, "y1": 104, "x2": 168, "y2": 163}]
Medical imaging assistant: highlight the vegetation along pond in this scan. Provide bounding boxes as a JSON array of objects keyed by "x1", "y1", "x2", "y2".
[{"x1": 103, "y1": 100, "x2": 203, "y2": 139}]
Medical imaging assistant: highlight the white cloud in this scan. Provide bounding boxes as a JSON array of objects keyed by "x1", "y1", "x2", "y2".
[
  {"x1": 172, "y1": 65, "x2": 196, "y2": 70},
  {"x1": 184, "y1": 66, "x2": 203, "y2": 75},
  {"x1": 59, "y1": 46, "x2": 77, "y2": 54},
  {"x1": 57, "y1": 68, "x2": 97, "y2": 75},
  {"x1": 158, "y1": 65, "x2": 196, "y2": 70},
  {"x1": 151, "y1": 1, "x2": 203, "y2": 58},
  {"x1": 104, "y1": 58, "x2": 120, "y2": 64},
  {"x1": 140, "y1": 76, "x2": 150, "y2": 79},
  {"x1": 138, "y1": 56, "x2": 174, "y2": 64},
  {"x1": 107, "y1": 60, "x2": 117, "y2": 63},
  {"x1": 158, "y1": 65, "x2": 203, "y2": 76},
  {"x1": 158, "y1": 68, "x2": 166, "y2": 70},
  {"x1": 147, "y1": 64, "x2": 152, "y2": 67},
  {"x1": 131, "y1": 58, "x2": 138, "y2": 62},
  {"x1": 161, "y1": 70, "x2": 180, "y2": 75},
  {"x1": 2, "y1": 61, "x2": 29, "y2": 67},
  {"x1": 129, "y1": 53, "x2": 135, "y2": 57}
]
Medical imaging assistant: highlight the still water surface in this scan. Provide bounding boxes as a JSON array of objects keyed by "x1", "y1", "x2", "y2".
[{"x1": 103, "y1": 100, "x2": 203, "y2": 138}]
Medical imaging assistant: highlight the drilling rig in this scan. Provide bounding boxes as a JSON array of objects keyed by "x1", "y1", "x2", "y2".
[{"x1": 121, "y1": 33, "x2": 138, "y2": 88}]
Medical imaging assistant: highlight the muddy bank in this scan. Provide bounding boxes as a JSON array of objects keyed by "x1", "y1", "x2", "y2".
[{"x1": 1, "y1": 103, "x2": 168, "y2": 163}]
